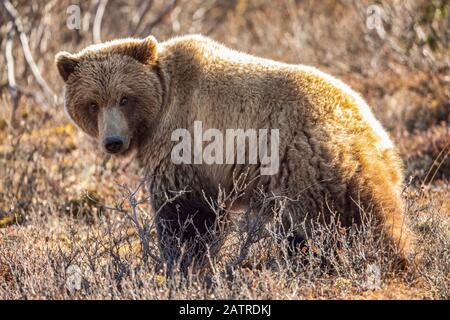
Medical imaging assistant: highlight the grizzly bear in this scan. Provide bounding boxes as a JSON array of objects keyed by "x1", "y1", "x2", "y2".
[{"x1": 56, "y1": 34, "x2": 415, "y2": 270}]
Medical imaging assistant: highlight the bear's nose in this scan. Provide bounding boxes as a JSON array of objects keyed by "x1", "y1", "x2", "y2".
[{"x1": 104, "y1": 136, "x2": 124, "y2": 153}]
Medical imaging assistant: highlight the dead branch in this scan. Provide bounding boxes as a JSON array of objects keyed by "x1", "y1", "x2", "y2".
[
  {"x1": 5, "y1": 22, "x2": 20, "y2": 127},
  {"x1": 130, "y1": 0, "x2": 154, "y2": 36},
  {"x1": 93, "y1": 0, "x2": 108, "y2": 44},
  {"x1": 138, "y1": 0, "x2": 179, "y2": 36},
  {"x1": 1, "y1": 0, "x2": 55, "y2": 106}
]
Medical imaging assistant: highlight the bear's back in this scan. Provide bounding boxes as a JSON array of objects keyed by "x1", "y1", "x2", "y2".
[{"x1": 159, "y1": 35, "x2": 393, "y2": 153}]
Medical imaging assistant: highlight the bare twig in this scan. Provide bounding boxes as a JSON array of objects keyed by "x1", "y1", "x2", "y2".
[{"x1": 421, "y1": 138, "x2": 450, "y2": 188}]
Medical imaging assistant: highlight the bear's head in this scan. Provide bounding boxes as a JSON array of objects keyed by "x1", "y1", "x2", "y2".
[{"x1": 55, "y1": 36, "x2": 162, "y2": 156}]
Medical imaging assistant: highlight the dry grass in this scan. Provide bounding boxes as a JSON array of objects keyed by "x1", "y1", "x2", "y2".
[{"x1": 0, "y1": 0, "x2": 449, "y2": 299}]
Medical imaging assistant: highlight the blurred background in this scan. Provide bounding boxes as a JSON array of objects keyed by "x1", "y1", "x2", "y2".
[
  {"x1": 1, "y1": 0, "x2": 449, "y2": 220},
  {"x1": 0, "y1": 0, "x2": 449, "y2": 299}
]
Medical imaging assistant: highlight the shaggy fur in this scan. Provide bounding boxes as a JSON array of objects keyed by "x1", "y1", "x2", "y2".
[{"x1": 56, "y1": 34, "x2": 415, "y2": 269}]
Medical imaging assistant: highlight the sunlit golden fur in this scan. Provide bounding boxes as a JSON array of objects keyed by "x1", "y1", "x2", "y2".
[{"x1": 56, "y1": 34, "x2": 415, "y2": 269}]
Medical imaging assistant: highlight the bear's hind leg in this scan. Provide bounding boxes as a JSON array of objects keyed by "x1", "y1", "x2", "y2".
[{"x1": 352, "y1": 153, "x2": 416, "y2": 269}]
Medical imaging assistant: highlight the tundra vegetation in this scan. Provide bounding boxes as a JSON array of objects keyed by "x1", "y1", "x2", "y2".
[{"x1": 0, "y1": 0, "x2": 449, "y2": 299}]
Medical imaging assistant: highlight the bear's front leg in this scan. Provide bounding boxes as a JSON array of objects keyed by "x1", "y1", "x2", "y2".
[{"x1": 152, "y1": 191, "x2": 222, "y2": 274}]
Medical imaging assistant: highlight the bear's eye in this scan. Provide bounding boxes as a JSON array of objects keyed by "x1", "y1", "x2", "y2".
[
  {"x1": 119, "y1": 97, "x2": 128, "y2": 106},
  {"x1": 89, "y1": 103, "x2": 98, "y2": 114}
]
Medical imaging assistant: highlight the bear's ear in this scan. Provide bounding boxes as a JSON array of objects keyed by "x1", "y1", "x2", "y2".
[
  {"x1": 55, "y1": 52, "x2": 80, "y2": 82},
  {"x1": 119, "y1": 36, "x2": 158, "y2": 64}
]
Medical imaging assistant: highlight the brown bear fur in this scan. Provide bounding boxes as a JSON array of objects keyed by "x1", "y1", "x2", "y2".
[{"x1": 56, "y1": 34, "x2": 415, "y2": 270}]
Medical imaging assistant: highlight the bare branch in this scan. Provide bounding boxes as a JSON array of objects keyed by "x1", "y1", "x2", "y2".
[
  {"x1": 5, "y1": 22, "x2": 20, "y2": 127},
  {"x1": 130, "y1": 0, "x2": 154, "y2": 36},
  {"x1": 1, "y1": 0, "x2": 55, "y2": 106},
  {"x1": 138, "y1": 0, "x2": 179, "y2": 36}
]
